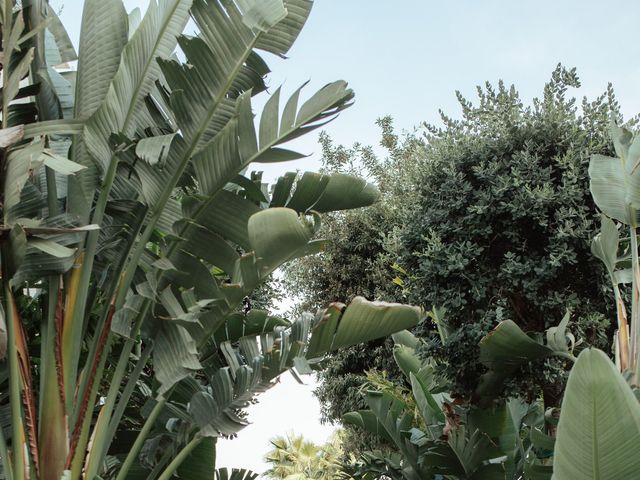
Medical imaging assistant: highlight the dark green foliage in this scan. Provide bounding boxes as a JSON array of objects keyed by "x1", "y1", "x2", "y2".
[
  {"x1": 284, "y1": 127, "x2": 410, "y2": 314},
  {"x1": 286, "y1": 66, "x2": 623, "y2": 450},
  {"x1": 406, "y1": 65, "x2": 616, "y2": 401},
  {"x1": 284, "y1": 121, "x2": 422, "y2": 452},
  {"x1": 283, "y1": 119, "x2": 422, "y2": 311}
]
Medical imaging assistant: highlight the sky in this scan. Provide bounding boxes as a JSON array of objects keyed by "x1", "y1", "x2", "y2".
[{"x1": 53, "y1": 0, "x2": 640, "y2": 475}]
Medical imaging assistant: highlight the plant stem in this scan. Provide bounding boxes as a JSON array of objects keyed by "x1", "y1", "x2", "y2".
[
  {"x1": 155, "y1": 436, "x2": 203, "y2": 480},
  {"x1": 115, "y1": 396, "x2": 167, "y2": 480},
  {"x1": 613, "y1": 283, "x2": 630, "y2": 371},
  {"x1": 2, "y1": 0, "x2": 12, "y2": 130},
  {"x1": 66, "y1": 304, "x2": 117, "y2": 479},
  {"x1": 4, "y1": 287, "x2": 25, "y2": 480},
  {"x1": 0, "y1": 414, "x2": 14, "y2": 480},
  {"x1": 64, "y1": 155, "x2": 120, "y2": 412},
  {"x1": 105, "y1": 343, "x2": 153, "y2": 444},
  {"x1": 84, "y1": 343, "x2": 153, "y2": 479},
  {"x1": 631, "y1": 226, "x2": 640, "y2": 379}
]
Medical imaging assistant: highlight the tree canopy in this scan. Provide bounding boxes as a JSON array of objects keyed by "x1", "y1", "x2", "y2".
[{"x1": 285, "y1": 66, "x2": 623, "y2": 453}]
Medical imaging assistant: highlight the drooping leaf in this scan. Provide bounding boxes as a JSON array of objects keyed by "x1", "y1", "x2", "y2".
[
  {"x1": 479, "y1": 320, "x2": 553, "y2": 370},
  {"x1": 328, "y1": 298, "x2": 422, "y2": 353},
  {"x1": 247, "y1": 207, "x2": 314, "y2": 275},
  {"x1": 40, "y1": 151, "x2": 86, "y2": 175},
  {"x1": 591, "y1": 214, "x2": 620, "y2": 274}
]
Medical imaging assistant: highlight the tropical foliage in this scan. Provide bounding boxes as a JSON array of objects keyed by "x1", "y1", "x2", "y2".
[
  {"x1": 283, "y1": 119, "x2": 423, "y2": 453},
  {"x1": 285, "y1": 69, "x2": 625, "y2": 459},
  {"x1": 340, "y1": 119, "x2": 640, "y2": 479},
  {"x1": 0, "y1": 1, "x2": 422, "y2": 479},
  {"x1": 343, "y1": 329, "x2": 549, "y2": 479}
]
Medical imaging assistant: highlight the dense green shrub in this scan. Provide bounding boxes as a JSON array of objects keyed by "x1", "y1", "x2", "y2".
[
  {"x1": 286, "y1": 66, "x2": 624, "y2": 440},
  {"x1": 284, "y1": 121, "x2": 422, "y2": 452},
  {"x1": 405, "y1": 66, "x2": 617, "y2": 402}
]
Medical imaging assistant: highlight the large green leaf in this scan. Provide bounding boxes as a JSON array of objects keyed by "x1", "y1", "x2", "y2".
[
  {"x1": 69, "y1": 0, "x2": 120, "y2": 118},
  {"x1": 274, "y1": 171, "x2": 380, "y2": 213},
  {"x1": 479, "y1": 320, "x2": 553, "y2": 370},
  {"x1": 255, "y1": 0, "x2": 312, "y2": 55},
  {"x1": 248, "y1": 207, "x2": 315, "y2": 275},
  {"x1": 343, "y1": 410, "x2": 394, "y2": 444},
  {"x1": 476, "y1": 319, "x2": 572, "y2": 403},
  {"x1": 67, "y1": 0, "x2": 128, "y2": 218},
  {"x1": 589, "y1": 154, "x2": 633, "y2": 224},
  {"x1": 410, "y1": 373, "x2": 445, "y2": 426},
  {"x1": 589, "y1": 129, "x2": 640, "y2": 225},
  {"x1": 83, "y1": 0, "x2": 191, "y2": 169},
  {"x1": 591, "y1": 214, "x2": 620, "y2": 275},
  {"x1": 328, "y1": 298, "x2": 421, "y2": 353},
  {"x1": 552, "y1": 348, "x2": 640, "y2": 479}
]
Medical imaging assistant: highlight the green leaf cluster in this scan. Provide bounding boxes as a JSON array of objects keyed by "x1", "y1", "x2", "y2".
[{"x1": 0, "y1": 2, "x2": 422, "y2": 479}]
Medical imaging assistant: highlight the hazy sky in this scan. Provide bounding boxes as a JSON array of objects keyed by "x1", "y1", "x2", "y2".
[{"x1": 54, "y1": 0, "x2": 640, "y2": 475}]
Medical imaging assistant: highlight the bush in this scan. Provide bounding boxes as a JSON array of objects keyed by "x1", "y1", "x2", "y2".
[
  {"x1": 286, "y1": 66, "x2": 622, "y2": 455},
  {"x1": 403, "y1": 65, "x2": 617, "y2": 402}
]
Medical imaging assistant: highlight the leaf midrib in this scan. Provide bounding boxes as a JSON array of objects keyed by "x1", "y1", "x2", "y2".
[
  {"x1": 122, "y1": 0, "x2": 185, "y2": 133},
  {"x1": 169, "y1": 85, "x2": 342, "y2": 261}
]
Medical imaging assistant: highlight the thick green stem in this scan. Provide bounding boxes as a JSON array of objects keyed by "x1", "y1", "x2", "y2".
[
  {"x1": 115, "y1": 396, "x2": 167, "y2": 480},
  {"x1": 67, "y1": 319, "x2": 116, "y2": 480},
  {"x1": 105, "y1": 343, "x2": 153, "y2": 442},
  {"x1": 0, "y1": 414, "x2": 14, "y2": 480},
  {"x1": 2, "y1": 0, "x2": 12, "y2": 130},
  {"x1": 631, "y1": 226, "x2": 640, "y2": 379},
  {"x1": 73, "y1": 206, "x2": 146, "y2": 432},
  {"x1": 67, "y1": 341, "x2": 112, "y2": 480},
  {"x1": 155, "y1": 436, "x2": 203, "y2": 480},
  {"x1": 84, "y1": 343, "x2": 153, "y2": 479},
  {"x1": 4, "y1": 287, "x2": 25, "y2": 480},
  {"x1": 64, "y1": 155, "x2": 120, "y2": 412}
]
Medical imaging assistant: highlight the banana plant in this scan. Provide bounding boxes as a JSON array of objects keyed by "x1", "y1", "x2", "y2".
[
  {"x1": 589, "y1": 122, "x2": 640, "y2": 377},
  {"x1": 468, "y1": 123, "x2": 640, "y2": 480},
  {"x1": 551, "y1": 348, "x2": 640, "y2": 480},
  {"x1": 547, "y1": 124, "x2": 640, "y2": 479},
  {"x1": 0, "y1": 1, "x2": 422, "y2": 479},
  {"x1": 474, "y1": 311, "x2": 575, "y2": 403}
]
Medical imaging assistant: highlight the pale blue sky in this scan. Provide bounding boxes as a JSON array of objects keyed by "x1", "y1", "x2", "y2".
[
  {"x1": 53, "y1": 0, "x2": 640, "y2": 474},
  {"x1": 56, "y1": 0, "x2": 640, "y2": 179}
]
